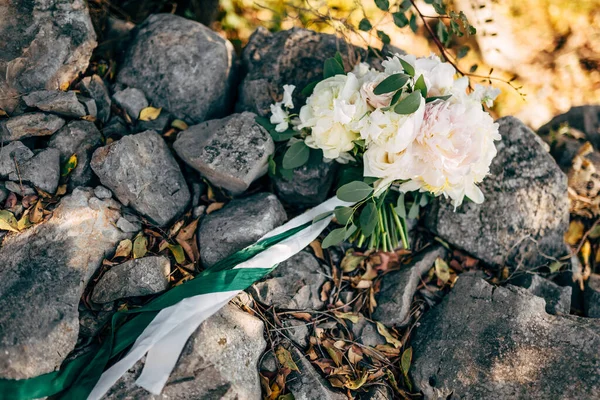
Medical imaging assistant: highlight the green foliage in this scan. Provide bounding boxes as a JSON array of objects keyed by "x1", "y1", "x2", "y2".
[
  {"x1": 337, "y1": 181, "x2": 374, "y2": 202},
  {"x1": 359, "y1": 18, "x2": 372, "y2": 31},
  {"x1": 377, "y1": 30, "x2": 391, "y2": 44},
  {"x1": 374, "y1": 0, "x2": 389, "y2": 11},
  {"x1": 374, "y1": 73, "x2": 410, "y2": 95},
  {"x1": 394, "y1": 91, "x2": 422, "y2": 114},
  {"x1": 323, "y1": 56, "x2": 345, "y2": 78},
  {"x1": 282, "y1": 141, "x2": 310, "y2": 169},
  {"x1": 359, "y1": 202, "x2": 378, "y2": 236},
  {"x1": 392, "y1": 12, "x2": 408, "y2": 28},
  {"x1": 413, "y1": 75, "x2": 428, "y2": 98}
]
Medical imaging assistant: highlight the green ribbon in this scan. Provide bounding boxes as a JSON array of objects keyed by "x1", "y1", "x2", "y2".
[{"x1": 0, "y1": 221, "x2": 311, "y2": 400}]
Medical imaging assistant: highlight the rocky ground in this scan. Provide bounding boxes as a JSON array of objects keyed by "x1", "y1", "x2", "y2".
[{"x1": 1, "y1": 1, "x2": 600, "y2": 400}]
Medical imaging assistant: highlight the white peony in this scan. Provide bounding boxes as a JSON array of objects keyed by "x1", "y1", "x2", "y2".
[
  {"x1": 300, "y1": 73, "x2": 368, "y2": 160},
  {"x1": 383, "y1": 53, "x2": 456, "y2": 97},
  {"x1": 359, "y1": 98, "x2": 425, "y2": 153},
  {"x1": 398, "y1": 98, "x2": 500, "y2": 207}
]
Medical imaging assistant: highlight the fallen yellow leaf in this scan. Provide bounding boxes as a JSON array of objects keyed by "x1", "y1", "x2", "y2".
[
  {"x1": 139, "y1": 106, "x2": 162, "y2": 121},
  {"x1": 133, "y1": 234, "x2": 148, "y2": 259},
  {"x1": 0, "y1": 210, "x2": 19, "y2": 232},
  {"x1": 114, "y1": 239, "x2": 133, "y2": 259},
  {"x1": 376, "y1": 322, "x2": 402, "y2": 348},
  {"x1": 565, "y1": 220, "x2": 585, "y2": 246},
  {"x1": 275, "y1": 346, "x2": 299, "y2": 372}
]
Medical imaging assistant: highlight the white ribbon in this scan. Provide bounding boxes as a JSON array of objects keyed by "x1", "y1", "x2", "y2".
[{"x1": 88, "y1": 197, "x2": 351, "y2": 399}]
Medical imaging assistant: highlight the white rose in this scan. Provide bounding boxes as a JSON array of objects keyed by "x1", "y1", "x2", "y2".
[
  {"x1": 305, "y1": 120, "x2": 357, "y2": 160},
  {"x1": 360, "y1": 78, "x2": 395, "y2": 109},
  {"x1": 398, "y1": 98, "x2": 500, "y2": 207},
  {"x1": 359, "y1": 97, "x2": 425, "y2": 153}
]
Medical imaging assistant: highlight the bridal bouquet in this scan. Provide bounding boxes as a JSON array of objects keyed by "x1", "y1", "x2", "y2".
[{"x1": 263, "y1": 51, "x2": 500, "y2": 252}]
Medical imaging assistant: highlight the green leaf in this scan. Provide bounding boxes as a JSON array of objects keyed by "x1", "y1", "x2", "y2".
[
  {"x1": 334, "y1": 51, "x2": 344, "y2": 68},
  {"x1": 432, "y1": 0, "x2": 446, "y2": 14},
  {"x1": 468, "y1": 25, "x2": 477, "y2": 35},
  {"x1": 282, "y1": 141, "x2": 310, "y2": 169},
  {"x1": 399, "y1": 0, "x2": 411, "y2": 11},
  {"x1": 395, "y1": 193, "x2": 406, "y2": 218},
  {"x1": 279, "y1": 167, "x2": 294, "y2": 180},
  {"x1": 359, "y1": 18, "x2": 372, "y2": 31},
  {"x1": 336, "y1": 181, "x2": 374, "y2": 202},
  {"x1": 436, "y1": 21, "x2": 449, "y2": 45},
  {"x1": 394, "y1": 91, "x2": 423, "y2": 114},
  {"x1": 168, "y1": 244, "x2": 186, "y2": 264},
  {"x1": 322, "y1": 225, "x2": 357, "y2": 248},
  {"x1": 469, "y1": 64, "x2": 478, "y2": 73},
  {"x1": 392, "y1": 12, "x2": 408, "y2": 28},
  {"x1": 374, "y1": 0, "x2": 389, "y2": 11},
  {"x1": 399, "y1": 58, "x2": 415, "y2": 76},
  {"x1": 334, "y1": 206, "x2": 355, "y2": 225},
  {"x1": 323, "y1": 57, "x2": 345, "y2": 79},
  {"x1": 409, "y1": 13, "x2": 418, "y2": 33},
  {"x1": 268, "y1": 156, "x2": 276, "y2": 176},
  {"x1": 408, "y1": 198, "x2": 420, "y2": 219},
  {"x1": 377, "y1": 30, "x2": 391, "y2": 44},
  {"x1": 313, "y1": 211, "x2": 333, "y2": 223},
  {"x1": 401, "y1": 347, "x2": 413, "y2": 375},
  {"x1": 359, "y1": 202, "x2": 378, "y2": 236},
  {"x1": 363, "y1": 176, "x2": 379, "y2": 185},
  {"x1": 61, "y1": 154, "x2": 78, "y2": 177},
  {"x1": 0, "y1": 210, "x2": 19, "y2": 232},
  {"x1": 457, "y1": 45, "x2": 470, "y2": 59},
  {"x1": 413, "y1": 75, "x2": 427, "y2": 98},
  {"x1": 302, "y1": 81, "x2": 319, "y2": 96},
  {"x1": 426, "y1": 95, "x2": 452, "y2": 103},
  {"x1": 374, "y1": 73, "x2": 410, "y2": 95}
]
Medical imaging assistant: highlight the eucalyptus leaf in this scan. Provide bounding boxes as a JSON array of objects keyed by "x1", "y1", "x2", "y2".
[
  {"x1": 408, "y1": 198, "x2": 420, "y2": 220},
  {"x1": 302, "y1": 81, "x2": 319, "y2": 96},
  {"x1": 396, "y1": 193, "x2": 406, "y2": 218},
  {"x1": 334, "y1": 207, "x2": 354, "y2": 225},
  {"x1": 394, "y1": 91, "x2": 423, "y2": 114},
  {"x1": 414, "y1": 75, "x2": 427, "y2": 98},
  {"x1": 334, "y1": 52, "x2": 344, "y2": 68},
  {"x1": 359, "y1": 202, "x2": 378, "y2": 236},
  {"x1": 313, "y1": 211, "x2": 333, "y2": 224},
  {"x1": 282, "y1": 141, "x2": 310, "y2": 169},
  {"x1": 270, "y1": 129, "x2": 296, "y2": 142},
  {"x1": 399, "y1": 58, "x2": 415, "y2": 76},
  {"x1": 374, "y1": 73, "x2": 410, "y2": 95},
  {"x1": 336, "y1": 181, "x2": 373, "y2": 202},
  {"x1": 322, "y1": 225, "x2": 357, "y2": 248},
  {"x1": 323, "y1": 57, "x2": 345, "y2": 79}
]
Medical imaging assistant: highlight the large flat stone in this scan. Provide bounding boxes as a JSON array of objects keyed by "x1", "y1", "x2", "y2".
[
  {"x1": 174, "y1": 112, "x2": 274, "y2": 195},
  {"x1": 198, "y1": 192, "x2": 286, "y2": 267},
  {"x1": 426, "y1": 116, "x2": 569, "y2": 268},
  {"x1": 116, "y1": 13, "x2": 236, "y2": 124},
  {"x1": 0, "y1": 188, "x2": 131, "y2": 379},
  {"x1": 410, "y1": 275, "x2": 600, "y2": 399},
  {"x1": 0, "y1": 112, "x2": 65, "y2": 142},
  {"x1": 91, "y1": 130, "x2": 191, "y2": 227},
  {"x1": 0, "y1": 0, "x2": 97, "y2": 114},
  {"x1": 22, "y1": 90, "x2": 87, "y2": 117},
  {"x1": 8, "y1": 148, "x2": 60, "y2": 194},
  {"x1": 272, "y1": 158, "x2": 337, "y2": 207}
]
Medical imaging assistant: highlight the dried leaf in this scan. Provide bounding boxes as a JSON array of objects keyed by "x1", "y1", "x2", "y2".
[
  {"x1": 401, "y1": 347, "x2": 413, "y2": 375},
  {"x1": 343, "y1": 371, "x2": 368, "y2": 390},
  {"x1": 323, "y1": 341, "x2": 344, "y2": 366},
  {"x1": 138, "y1": 106, "x2": 162, "y2": 121},
  {"x1": 168, "y1": 244, "x2": 186, "y2": 264},
  {"x1": 17, "y1": 212, "x2": 32, "y2": 230},
  {"x1": 320, "y1": 281, "x2": 332, "y2": 302},
  {"x1": 56, "y1": 184, "x2": 67, "y2": 196},
  {"x1": 133, "y1": 234, "x2": 148, "y2": 259},
  {"x1": 30, "y1": 200, "x2": 44, "y2": 224},
  {"x1": 0, "y1": 210, "x2": 19, "y2": 232},
  {"x1": 582, "y1": 240, "x2": 591, "y2": 265},
  {"x1": 566, "y1": 220, "x2": 585, "y2": 245},
  {"x1": 435, "y1": 257, "x2": 451, "y2": 284},
  {"x1": 168, "y1": 219, "x2": 185, "y2": 238},
  {"x1": 171, "y1": 119, "x2": 189, "y2": 130},
  {"x1": 354, "y1": 279, "x2": 372, "y2": 289},
  {"x1": 61, "y1": 154, "x2": 78, "y2": 177},
  {"x1": 176, "y1": 219, "x2": 199, "y2": 241},
  {"x1": 309, "y1": 239, "x2": 324, "y2": 260},
  {"x1": 206, "y1": 202, "x2": 225, "y2": 214},
  {"x1": 114, "y1": 239, "x2": 133, "y2": 258},
  {"x1": 341, "y1": 250, "x2": 366, "y2": 273},
  {"x1": 275, "y1": 346, "x2": 299, "y2": 372},
  {"x1": 59, "y1": 81, "x2": 70, "y2": 91},
  {"x1": 347, "y1": 345, "x2": 363, "y2": 364},
  {"x1": 290, "y1": 312, "x2": 312, "y2": 322},
  {"x1": 333, "y1": 311, "x2": 359, "y2": 323},
  {"x1": 376, "y1": 322, "x2": 402, "y2": 348}
]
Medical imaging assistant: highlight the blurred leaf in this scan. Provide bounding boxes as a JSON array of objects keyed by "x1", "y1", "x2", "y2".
[
  {"x1": 409, "y1": 13, "x2": 418, "y2": 33},
  {"x1": 133, "y1": 234, "x2": 148, "y2": 259},
  {"x1": 302, "y1": 81, "x2": 319, "y2": 96},
  {"x1": 282, "y1": 141, "x2": 310, "y2": 169},
  {"x1": 275, "y1": 346, "x2": 299, "y2": 372},
  {"x1": 436, "y1": 21, "x2": 449, "y2": 45},
  {"x1": 323, "y1": 57, "x2": 345, "y2": 79},
  {"x1": 408, "y1": 198, "x2": 420, "y2": 219},
  {"x1": 432, "y1": 0, "x2": 446, "y2": 14},
  {"x1": 139, "y1": 106, "x2": 162, "y2": 121},
  {"x1": 376, "y1": 322, "x2": 402, "y2": 348},
  {"x1": 30, "y1": 199, "x2": 44, "y2": 224},
  {"x1": 171, "y1": 119, "x2": 188, "y2": 130},
  {"x1": 426, "y1": 95, "x2": 452, "y2": 103},
  {"x1": 268, "y1": 157, "x2": 277, "y2": 176},
  {"x1": 0, "y1": 210, "x2": 19, "y2": 232},
  {"x1": 344, "y1": 371, "x2": 368, "y2": 390},
  {"x1": 470, "y1": 64, "x2": 478, "y2": 73},
  {"x1": 377, "y1": 30, "x2": 391, "y2": 44},
  {"x1": 375, "y1": 0, "x2": 389, "y2": 11},
  {"x1": 114, "y1": 239, "x2": 133, "y2": 258},
  {"x1": 359, "y1": 18, "x2": 372, "y2": 31},
  {"x1": 395, "y1": 193, "x2": 406, "y2": 218},
  {"x1": 337, "y1": 181, "x2": 373, "y2": 202},
  {"x1": 457, "y1": 45, "x2": 470, "y2": 59},
  {"x1": 333, "y1": 311, "x2": 359, "y2": 323},
  {"x1": 401, "y1": 346, "x2": 413, "y2": 376},
  {"x1": 341, "y1": 251, "x2": 366, "y2": 273},
  {"x1": 61, "y1": 154, "x2": 78, "y2": 177},
  {"x1": 168, "y1": 244, "x2": 186, "y2": 264},
  {"x1": 589, "y1": 224, "x2": 600, "y2": 239},
  {"x1": 565, "y1": 220, "x2": 585, "y2": 245},
  {"x1": 393, "y1": 12, "x2": 408, "y2": 28},
  {"x1": 17, "y1": 213, "x2": 32, "y2": 231},
  {"x1": 435, "y1": 257, "x2": 451, "y2": 284}
]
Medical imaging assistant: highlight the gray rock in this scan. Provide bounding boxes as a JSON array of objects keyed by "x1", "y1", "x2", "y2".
[
  {"x1": 198, "y1": 192, "x2": 286, "y2": 267},
  {"x1": 4, "y1": 181, "x2": 36, "y2": 196},
  {"x1": 282, "y1": 318, "x2": 310, "y2": 348},
  {"x1": 510, "y1": 273, "x2": 572, "y2": 314},
  {"x1": 94, "y1": 185, "x2": 112, "y2": 199},
  {"x1": 273, "y1": 158, "x2": 337, "y2": 207},
  {"x1": 23, "y1": 90, "x2": 87, "y2": 117},
  {"x1": 281, "y1": 342, "x2": 346, "y2": 400},
  {"x1": 0, "y1": 141, "x2": 34, "y2": 177},
  {"x1": 174, "y1": 112, "x2": 274, "y2": 195},
  {"x1": 410, "y1": 275, "x2": 600, "y2": 399},
  {"x1": 373, "y1": 245, "x2": 447, "y2": 327},
  {"x1": 1, "y1": 112, "x2": 65, "y2": 142},
  {"x1": 102, "y1": 115, "x2": 129, "y2": 138},
  {"x1": 117, "y1": 13, "x2": 236, "y2": 124},
  {"x1": 425, "y1": 116, "x2": 569, "y2": 269},
  {"x1": 359, "y1": 386, "x2": 394, "y2": 400},
  {"x1": 585, "y1": 274, "x2": 600, "y2": 318},
  {"x1": 79, "y1": 303, "x2": 115, "y2": 338},
  {"x1": 250, "y1": 250, "x2": 326, "y2": 310},
  {"x1": 116, "y1": 217, "x2": 140, "y2": 233},
  {"x1": 538, "y1": 105, "x2": 600, "y2": 150},
  {"x1": 78, "y1": 95, "x2": 97, "y2": 118},
  {"x1": 237, "y1": 27, "x2": 369, "y2": 116},
  {"x1": 0, "y1": 0, "x2": 97, "y2": 114},
  {"x1": 136, "y1": 110, "x2": 171, "y2": 133},
  {"x1": 78, "y1": 75, "x2": 112, "y2": 123},
  {"x1": 48, "y1": 120, "x2": 103, "y2": 188},
  {"x1": 0, "y1": 182, "x2": 8, "y2": 204},
  {"x1": 351, "y1": 315, "x2": 386, "y2": 347},
  {"x1": 112, "y1": 87, "x2": 148, "y2": 120},
  {"x1": 9, "y1": 148, "x2": 60, "y2": 193},
  {"x1": 105, "y1": 303, "x2": 266, "y2": 400},
  {"x1": 91, "y1": 130, "x2": 191, "y2": 226},
  {"x1": 91, "y1": 256, "x2": 170, "y2": 303},
  {"x1": 0, "y1": 188, "x2": 130, "y2": 379}
]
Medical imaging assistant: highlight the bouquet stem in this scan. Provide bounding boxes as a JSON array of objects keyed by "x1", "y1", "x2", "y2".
[{"x1": 390, "y1": 204, "x2": 410, "y2": 250}]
